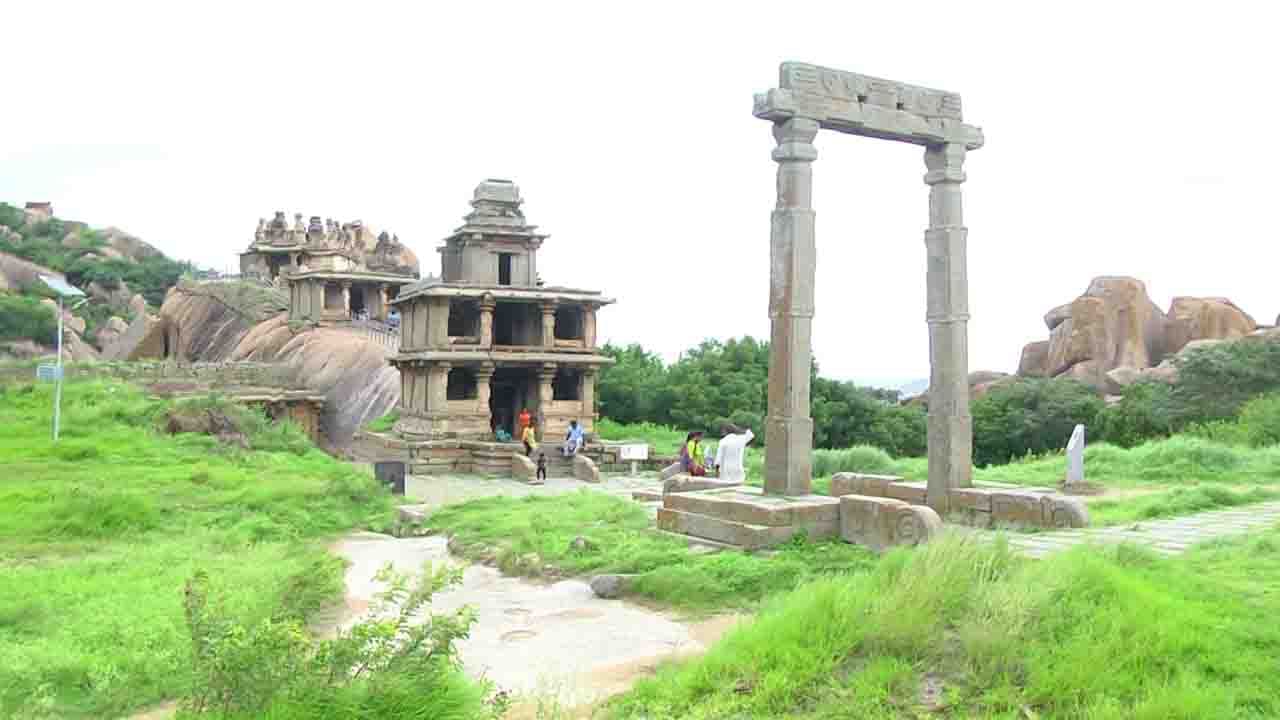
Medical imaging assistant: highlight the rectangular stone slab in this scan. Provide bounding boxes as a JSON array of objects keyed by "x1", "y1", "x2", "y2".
[
  {"x1": 885, "y1": 482, "x2": 927, "y2": 505},
  {"x1": 656, "y1": 507, "x2": 836, "y2": 550},
  {"x1": 662, "y1": 487, "x2": 840, "y2": 528}
]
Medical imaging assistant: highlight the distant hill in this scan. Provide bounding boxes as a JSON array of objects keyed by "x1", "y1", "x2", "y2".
[{"x1": 0, "y1": 201, "x2": 197, "y2": 357}]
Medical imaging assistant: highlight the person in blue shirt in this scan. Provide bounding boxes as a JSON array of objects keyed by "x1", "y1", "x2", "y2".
[{"x1": 562, "y1": 419, "x2": 585, "y2": 456}]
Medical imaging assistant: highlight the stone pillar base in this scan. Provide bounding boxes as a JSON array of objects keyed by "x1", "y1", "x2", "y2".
[{"x1": 657, "y1": 485, "x2": 840, "y2": 550}]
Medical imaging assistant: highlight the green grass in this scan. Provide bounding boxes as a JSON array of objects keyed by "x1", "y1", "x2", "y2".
[
  {"x1": 364, "y1": 409, "x2": 400, "y2": 433},
  {"x1": 605, "y1": 529, "x2": 1280, "y2": 719},
  {"x1": 426, "y1": 491, "x2": 877, "y2": 612},
  {"x1": 0, "y1": 379, "x2": 398, "y2": 718}
]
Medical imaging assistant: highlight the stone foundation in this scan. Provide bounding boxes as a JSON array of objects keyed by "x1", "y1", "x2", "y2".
[
  {"x1": 830, "y1": 472, "x2": 1089, "y2": 529},
  {"x1": 656, "y1": 486, "x2": 840, "y2": 550},
  {"x1": 354, "y1": 431, "x2": 633, "y2": 476}
]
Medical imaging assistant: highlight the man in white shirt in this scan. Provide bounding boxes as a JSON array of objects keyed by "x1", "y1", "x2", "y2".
[{"x1": 715, "y1": 424, "x2": 755, "y2": 484}]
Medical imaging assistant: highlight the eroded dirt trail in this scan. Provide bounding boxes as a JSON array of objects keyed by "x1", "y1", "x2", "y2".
[{"x1": 321, "y1": 532, "x2": 740, "y2": 710}]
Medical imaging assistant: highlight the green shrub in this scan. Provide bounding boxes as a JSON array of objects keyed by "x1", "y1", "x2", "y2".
[
  {"x1": 1172, "y1": 338, "x2": 1280, "y2": 425},
  {"x1": 971, "y1": 378, "x2": 1104, "y2": 466},
  {"x1": 179, "y1": 563, "x2": 499, "y2": 719},
  {"x1": 1096, "y1": 381, "x2": 1177, "y2": 447},
  {"x1": 363, "y1": 410, "x2": 400, "y2": 433},
  {"x1": 0, "y1": 293, "x2": 58, "y2": 345},
  {"x1": 1238, "y1": 392, "x2": 1280, "y2": 447},
  {"x1": 812, "y1": 445, "x2": 896, "y2": 478}
]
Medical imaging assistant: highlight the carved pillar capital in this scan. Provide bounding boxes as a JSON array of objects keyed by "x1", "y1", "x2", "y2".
[
  {"x1": 923, "y1": 143, "x2": 966, "y2": 186},
  {"x1": 771, "y1": 117, "x2": 819, "y2": 161}
]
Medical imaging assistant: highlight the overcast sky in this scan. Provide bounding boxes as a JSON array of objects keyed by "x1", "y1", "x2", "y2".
[{"x1": 3, "y1": 2, "x2": 1277, "y2": 386}]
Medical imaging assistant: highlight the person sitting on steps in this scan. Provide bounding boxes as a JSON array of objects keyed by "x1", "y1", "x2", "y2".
[
  {"x1": 562, "y1": 419, "x2": 585, "y2": 457},
  {"x1": 680, "y1": 431, "x2": 706, "y2": 477}
]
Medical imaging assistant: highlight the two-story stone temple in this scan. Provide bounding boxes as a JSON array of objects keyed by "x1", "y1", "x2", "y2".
[{"x1": 390, "y1": 180, "x2": 613, "y2": 443}]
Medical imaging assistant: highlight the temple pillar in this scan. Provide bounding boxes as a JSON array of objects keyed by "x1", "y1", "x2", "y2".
[
  {"x1": 541, "y1": 301, "x2": 557, "y2": 348},
  {"x1": 476, "y1": 362, "x2": 495, "y2": 417},
  {"x1": 924, "y1": 142, "x2": 973, "y2": 513},
  {"x1": 764, "y1": 117, "x2": 819, "y2": 497},
  {"x1": 427, "y1": 297, "x2": 449, "y2": 347},
  {"x1": 379, "y1": 285, "x2": 391, "y2": 321},
  {"x1": 580, "y1": 369, "x2": 596, "y2": 424},
  {"x1": 427, "y1": 362, "x2": 451, "y2": 414},
  {"x1": 414, "y1": 363, "x2": 429, "y2": 413},
  {"x1": 536, "y1": 363, "x2": 556, "y2": 439},
  {"x1": 311, "y1": 282, "x2": 323, "y2": 319},
  {"x1": 340, "y1": 281, "x2": 352, "y2": 319},
  {"x1": 583, "y1": 306, "x2": 597, "y2": 348},
  {"x1": 479, "y1": 296, "x2": 495, "y2": 348}
]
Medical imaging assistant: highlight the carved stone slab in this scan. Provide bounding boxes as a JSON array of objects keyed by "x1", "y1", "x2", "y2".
[
  {"x1": 754, "y1": 62, "x2": 984, "y2": 149},
  {"x1": 839, "y1": 495, "x2": 943, "y2": 551},
  {"x1": 828, "y1": 472, "x2": 1089, "y2": 529}
]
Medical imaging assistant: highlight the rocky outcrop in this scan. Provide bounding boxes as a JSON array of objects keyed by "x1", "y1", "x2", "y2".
[
  {"x1": 95, "y1": 316, "x2": 129, "y2": 351},
  {"x1": 101, "y1": 312, "x2": 166, "y2": 361},
  {"x1": 0, "y1": 250, "x2": 62, "y2": 293},
  {"x1": 1015, "y1": 276, "x2": 1263, "y2": 393},
  {"x1": 1164, "y1": 297, "x2": 1256, "y2": 354},
  {"x1": 145, "y1": 280, "x2": 398, "y2": 446}
]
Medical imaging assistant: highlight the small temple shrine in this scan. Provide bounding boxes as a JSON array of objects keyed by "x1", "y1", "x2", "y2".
[
  {"x1": 389, "y1": 179, "x2": 613, "y2": 442},
  {"x1": 240, "y1": 212, "x2": 421, "y2": 323}
]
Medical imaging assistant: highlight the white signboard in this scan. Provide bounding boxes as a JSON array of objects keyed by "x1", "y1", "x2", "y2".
[
  {"x1": 36, "y1": 364, "x2": 62, "y2": 382},
  {"x1": 619, "y1": 444, "x2": 649, "y2": 461}
]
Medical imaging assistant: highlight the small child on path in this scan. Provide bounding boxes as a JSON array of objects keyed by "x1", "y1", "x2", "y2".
[{"x1": 535, "y1": 452, "x2": 547, "y2": 485}]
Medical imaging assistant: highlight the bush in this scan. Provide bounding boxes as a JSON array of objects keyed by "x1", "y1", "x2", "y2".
[
  {"x1": 812, "y1": 445, "x2": 897, "y2": 478},
  {"x1": 180, "y1": 563, "x2": 499, "y2": 719},
  {"x1": 971, "y1": 378, "x2": 1104, "y2": 466},
  {"x1": 1096, "y1": 381, "x2": 1177, "y2": 447},
  {"x1": 1172, "y1": 338, "x2": 1280, "y2": 425},
  {"x1": 1237, "y1": 392, "x2": 1280, "y2": 447},
  {"x1": 0, "y1": 293, "x2": 58, "y2": 345}
]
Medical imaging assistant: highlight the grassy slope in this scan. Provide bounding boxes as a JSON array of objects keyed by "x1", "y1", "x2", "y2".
[
  {"x1": 607, "y1": 530, "x2": 1280, "y2": 719},
  {"x1": 0, "y1": 379, "x2": 396, "y2": 718},
  {"x1": 600, "y1": 421, "x2": 1280, "y2": 526},
  {"x1": 428, "y1": 492, "x2": 877, "y2": 613}
]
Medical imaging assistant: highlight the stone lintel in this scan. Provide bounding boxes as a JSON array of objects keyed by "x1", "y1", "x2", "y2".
[
  {"x1": 829, "y1": 473, "x2": 900, "y2": 498},
  {"x1": 754, "y1": 87, "x2": 983, "y2": 150}
]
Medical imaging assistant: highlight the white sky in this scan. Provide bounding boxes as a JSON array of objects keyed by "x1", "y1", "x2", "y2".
[{"x1": 3, "y1": 1, "x2": 1277, "y2": 386}]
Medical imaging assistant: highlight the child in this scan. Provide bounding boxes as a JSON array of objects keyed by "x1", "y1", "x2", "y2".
[{"x1": 535, "y1": 452, "x2": 547, "y2": 484}]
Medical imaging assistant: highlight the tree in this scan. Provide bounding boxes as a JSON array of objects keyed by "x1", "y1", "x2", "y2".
[{"x1": 971, "y1": 377, "x2": 1104, "y2": 466}]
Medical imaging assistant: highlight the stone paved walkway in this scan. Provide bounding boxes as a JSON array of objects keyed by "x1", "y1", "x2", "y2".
[{"x1": 1002, "y1": 500, "x2": 1280, "y2": 558}]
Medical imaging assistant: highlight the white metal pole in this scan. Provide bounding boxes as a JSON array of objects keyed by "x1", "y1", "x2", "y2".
[{"x1": 54, "y1": 295, "x2": 63, "y2": 442}]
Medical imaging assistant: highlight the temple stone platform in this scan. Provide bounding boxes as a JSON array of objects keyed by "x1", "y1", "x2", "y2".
[
  {"x1": 656, "y1": 486, "x2": 840, "y2": 550},
  {"x1": 830, "y1": 473, "x2": 1089, "y2": 529}
]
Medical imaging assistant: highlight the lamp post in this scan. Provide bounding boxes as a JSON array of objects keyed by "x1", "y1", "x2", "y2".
[{"x1": 38, "y1": 275, "x2": 86, "y2": 443}]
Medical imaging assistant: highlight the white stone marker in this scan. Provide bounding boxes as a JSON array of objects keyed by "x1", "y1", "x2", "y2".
[{"x1": 1066, "y1": 424, "x2": 1085, "y2": 486}]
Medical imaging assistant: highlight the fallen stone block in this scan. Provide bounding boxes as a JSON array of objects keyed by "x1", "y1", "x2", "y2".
[
  {"x1": 885, "y1": 481, "x2": 928, "y2": 505},
  {"x1": 659, "y1": 461, "x2": 683, "y2": 481},
  {"x1": 839, "y1": 495, "x2": 943, "y2": 551},
  {"x1": 573, "y1": 454, "x2": 601, "y2": 483}
]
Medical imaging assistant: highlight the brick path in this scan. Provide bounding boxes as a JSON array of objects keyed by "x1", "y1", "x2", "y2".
[{"x1": 1002, "y1": 501, "x2": 1280, "y2": 558}]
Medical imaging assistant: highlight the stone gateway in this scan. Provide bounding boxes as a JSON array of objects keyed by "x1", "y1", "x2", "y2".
[{"x1": 753, "y1": 62, "x2": 984, "y2": 514}]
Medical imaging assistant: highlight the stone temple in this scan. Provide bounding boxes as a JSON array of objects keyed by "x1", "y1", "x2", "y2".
[
  {"x1": 240, "y1": 211, "x2": 421, "y2": 324},
  {"x1": 389, "y1": 179, "x2": 614, "y2": 443}
]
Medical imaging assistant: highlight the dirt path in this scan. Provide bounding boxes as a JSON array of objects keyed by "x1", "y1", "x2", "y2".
[{"x1": 322, "y1": 532, "x2": 741, "y2": 711}]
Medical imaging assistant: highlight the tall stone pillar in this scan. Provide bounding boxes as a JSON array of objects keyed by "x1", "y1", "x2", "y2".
[
  {"x1": 583, "y1": 306, "x2": 597, "y2": 348},
  {"x1": 476, "y1": 362, "x2": 495, "y2": 415},
  {"x1": 541, "y1": 302, "x2": 557, "y2": 348},
  {"x1": 764, "y1": 117, "x2": 819, "y2": 497},
  {"x1": 924, "y1": 142, "x2": 973, "y2": 513},
  {"x1": 414, "y1": 363, "x2": 429, "y2": 413},
  {"x1": 427, "y1": 362, "x2": 451, "y2": 413},
  {"x1": 536, "y1": 363, "x2": 557, "y2": 439},
  {"x1": 340, "y1": 281, "x2": 351, "y2": 318},
  {"x1": 580, "y1": 369, "x2": 596, "y2": 424},
  {"x1": 479, "y1": 297, "x2": 495, "y2": 348}
]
